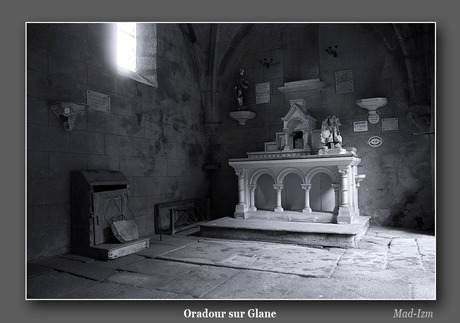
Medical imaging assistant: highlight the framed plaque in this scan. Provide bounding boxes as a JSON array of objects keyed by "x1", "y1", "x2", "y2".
[
  {"x1": 87, "y1": 90, "x2": 111, "y2": 113},
  {"x1": 256, "y1": 82, "x2": 270, "y2": 104},
  {"x1": 353, "y1": 121, "x2": 368, "y2": 132},
  {"x1": 335, "y1": 70, "x2": 354, "y2": 94}
]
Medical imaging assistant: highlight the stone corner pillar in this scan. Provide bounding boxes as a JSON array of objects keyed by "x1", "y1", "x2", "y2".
[
  {"x1": 248, "y1": 184, "x2": 257, "y2": 212},
  {"x1": 234, "y1": 169, "x2": 248, "y2": 218},
  {"x1": 337, "y1": 166, "x2": 353, "y2": 224}
]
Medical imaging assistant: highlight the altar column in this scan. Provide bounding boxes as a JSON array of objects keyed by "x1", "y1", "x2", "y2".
[
  {"x1": 282, "y1": 128, "x2": 290, "y2": 151},
  {"x1": 248, "y1": 184, "x2": 257, "y2": 212},
  {"x1": 331, "y1": 183, "x2": 340, "y2": 216},
  {"x1": 273, "y1": 184, "x2": 284, "y2": 212},
  {"x1": 302, "y1": 130, "x2": 311, "y2": 151},
  {"x1": 234, "y1": 169, "x2": 248, "y2": 218},
  {"x1": 337, "y1": 166, "x2": 352, "y2": 224},
  {"x1": 301, "y1": 184, "x2": 312, "y2": 213}
]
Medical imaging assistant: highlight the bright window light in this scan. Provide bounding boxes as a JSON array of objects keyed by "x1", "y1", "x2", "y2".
[{"x1": 117, "y1": 23, "x2": 136, "y2": 71}]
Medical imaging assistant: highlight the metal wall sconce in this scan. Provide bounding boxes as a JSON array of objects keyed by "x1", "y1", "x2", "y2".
[
  {"x1": 49, "y1": 101, "x2": 89, "y2": 131},
  {"x1": 259, "y1": 58, "x2": 274, "y2": 68},
  {"x1": 326, "y1": 45, "x2": 338, "y2": 57}
]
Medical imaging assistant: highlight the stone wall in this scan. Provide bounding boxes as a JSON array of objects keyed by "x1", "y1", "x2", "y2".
[
  {"x1": 211, "y1": 23, "x2": 434, "y2": 231},
  {"x1": 27, "y1": 23, "x2": 209, "y2": 261}
]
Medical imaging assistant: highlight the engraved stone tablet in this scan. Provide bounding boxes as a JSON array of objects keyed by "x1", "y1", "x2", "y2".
[
  {"x1": 87, "y1": 90, "x2": 111, "y2": 112},
  {"x1": 111, "y1": 220, "x2": 139, "y2": 243},
  {"x1": 256, "y1": 82, "x2": 270, "y2": 104},
  {"x1": 335, "y1": 70, "x2": 354, "y2": 94}
]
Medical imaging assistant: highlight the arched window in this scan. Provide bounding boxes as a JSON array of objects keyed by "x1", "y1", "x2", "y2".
[{"x1": 116, "y1": 23, "x2": 158, "y2": 87}]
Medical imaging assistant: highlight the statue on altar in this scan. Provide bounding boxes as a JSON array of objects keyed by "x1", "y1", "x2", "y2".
[
  {"x1": 235, "y1": 68, "x2": 249, "y2": 109},
  {"x1": 321, "y1": 115, "x2": 342, "y2": 149},
  {"x1": 319, "y1": 115, "x2": 346, "y2": 155}
]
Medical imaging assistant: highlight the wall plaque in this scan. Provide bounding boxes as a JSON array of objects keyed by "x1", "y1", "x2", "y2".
[
  {"x1": 256, "y1": 82, "x2": 270, "y2": 104},
  {"x1": 382, "y1": 117, "x2": 399, "y2": 131},
  {"x1": 335, "y1": 70, "x2": 354, "y2": 94},
  {"x1": 368, "y1": 114, "x2": 380, "y2": 124},
  {"x1": 353, "y1": 121, "x2": 368, "y2": 132},
  {"x1": 87, "y1": 90, "x2": 111, "y2": 113}
]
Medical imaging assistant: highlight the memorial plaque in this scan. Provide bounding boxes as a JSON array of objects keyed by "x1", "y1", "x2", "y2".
[
  {"x1": 368, "y1": 114, "x2": 380, "y2": 124},
  {"x1": 256, "y1": 82, "x2": 270, "y2": 104},
  {"x1": 382, "y1": 117, "x2": 399, "y2": 131},
  {"x1": 335, "y1": 70, "x2": 354, "y2": 94},
  {"x1": 353, "y1": 121, "x2": 368, "y2": 132},
  {"x1": 87, "y1": 90, "x2": 111, "y2": 112}
]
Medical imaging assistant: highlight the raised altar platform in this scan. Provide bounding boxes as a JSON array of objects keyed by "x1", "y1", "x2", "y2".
[
  {"x1": 200, "y1": 216, "x2": 370, "y2": 248},
  {"x1": 218, "y1": 97, "x2": 369, "y2": 248}
]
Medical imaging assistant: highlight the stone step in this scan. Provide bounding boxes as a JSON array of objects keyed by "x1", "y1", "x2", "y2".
[{"x1": 199, "y1": 216, "x2": 370, "y2": 248}]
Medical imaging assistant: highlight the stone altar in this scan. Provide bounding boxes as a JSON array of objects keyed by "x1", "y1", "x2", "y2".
[{"x1": 228, "y1": 99, "x2": 366, "y2": 225}]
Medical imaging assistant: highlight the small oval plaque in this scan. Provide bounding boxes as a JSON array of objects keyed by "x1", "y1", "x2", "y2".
[
  {"x1": 368, "y1": 114, "x2": 380, "y2": 124},
  {"x1": 368, "y1": 136, "x2": 382, "y2": 147}
]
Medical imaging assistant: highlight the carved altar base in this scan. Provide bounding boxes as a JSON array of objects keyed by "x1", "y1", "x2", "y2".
[{"x1": 228, "y1": 153, "x2": 365, "y2": 225}]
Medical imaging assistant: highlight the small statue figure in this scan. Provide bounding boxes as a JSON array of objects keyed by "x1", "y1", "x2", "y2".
[
  {"x1": 235, "y1": 68, "x2": 249, "y2": 108},
  {"x1": 320, "y1": 115, "x2": 343, "y2": 149}
]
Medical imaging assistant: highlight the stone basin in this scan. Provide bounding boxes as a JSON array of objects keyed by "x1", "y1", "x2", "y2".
[
  {"x1": 355, "y1": 97, "x2": 388, "y2": 114},
  {"x1": 230, "y1": 110, "x2": 256, "y2": 125}
]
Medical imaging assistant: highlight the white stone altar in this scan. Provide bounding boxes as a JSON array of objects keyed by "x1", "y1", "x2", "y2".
[
  {"x1": 229, "y1": 154, "x2": 363, "y2": 224},
  {"x1": 228, "y1": 99, "x2": 366, "y2": 225}
]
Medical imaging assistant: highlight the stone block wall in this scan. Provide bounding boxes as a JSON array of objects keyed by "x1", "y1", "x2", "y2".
[
  {"x1": 211, "y1": 23, "x2": 434, "y2": 231},
  {"x1": 27, "y1": 23, "x2": 209, "y2": 261}
]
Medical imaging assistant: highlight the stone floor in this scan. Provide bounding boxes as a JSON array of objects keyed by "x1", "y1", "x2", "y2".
[{"x1": 26, "y1": 224, "x2": 436, "y2": 300}]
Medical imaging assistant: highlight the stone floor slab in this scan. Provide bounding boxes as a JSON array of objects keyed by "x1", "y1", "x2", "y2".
[
  {"x1": 157, "y1": 240, "x2": 244, "y2": 264},
  {"x1": 60, "y1": 253, "x2": 96, "y2": 263},
  {"x1": 61, "y1": 281, "x2": 130, "y2": 299},
  {"x1": 409, "y1": 276, "x2": 436, "y2": 299},
  {"x1": 117, "y1": 258, "x2": 198, "y2": 277},
  {"x1": 112, "y1": 286, "x2": 195, "y2": 299},
  {"x1": 26, "y1": 225, "x2": 436, "y2": 300},
  {"x1": 154, "y1": 265, "x2": 241, "y2": 298},
  {"x1": 282, "y1": 276, "x2": 414, "y2": 299},
  {"x1": 368, "y1": 226, "x2": 434, "y2": 240},
  {"x1": 247, "y1": 246, "x2": 344, "y2": 277},
  {"x1": 332, "y1": 265, "x2": 405, "y2": 279},
  {"x1": 359, "y1": 235, "x2": 392, "y2": 246},
  {"x1": 107, "y1": 272, "x2": 166, "y2": 289},
  {"x1": 200, "y1": 270, "x2": 295, "y2": 299},
  {"x1": 151, "y1": 235, "x2": 199, "y2": 247},
  {"x1": 337, "y1": 248, "x2": 387, "y2": 269},
  {"x1": 417, "y1": 237, "x2": 436, "y2": 272},
  {"x1": 136, "y1": 243, "x2": 192, "y2": 259},
  {"x1": 27, "y1": 271, "x2": 99, "y2": 299},
  {"x1": 93, "y1": 254, "x2": 146, "y2": 269},
  {"x1": 388, "y1": 238, "x2": 425, "y2": 271},
  {"x1": 158, "y1": 239, "x2": 344, "y2": 277},
  {"x1": 27, "y1": 262, "x2": 54, "y2": 278},
  {"x1": 36, "y1": 256, "x2": 118, "y2": 281}
]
